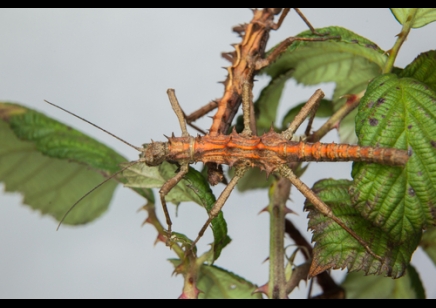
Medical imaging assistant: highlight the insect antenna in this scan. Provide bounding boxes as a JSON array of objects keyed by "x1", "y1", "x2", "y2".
[
  {"x1": 56, "y1": 160, "x2": 142, "y2": 230},
  {"x1": 44, "y1": 100, "x2": 142, "y2": 152}
]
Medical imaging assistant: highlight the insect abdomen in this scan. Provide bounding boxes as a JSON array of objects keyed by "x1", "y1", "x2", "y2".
[{"x1": 285, "y1": 142, "x2": 410, "y2": 166}]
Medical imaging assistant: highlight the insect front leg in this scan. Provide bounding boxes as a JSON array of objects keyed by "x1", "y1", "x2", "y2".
[
  {"x1": 191, "y1": 162, "x2": 250, "y2": 249},
  {"x1": 282, "y1": 89, "x2": 325, "y2": 140},
  {"x1": 278, "y1": 164, "x2": 382, "y2": 261},
  {"x1": 255, "y1": 35, "x2": 339, "y2": 71},
  {"x1": 167, "y1": 88, "x2": 190, "y2": 138},
  {"x1": 159, "y1": 163, "x2": 189, "y2": 244}
]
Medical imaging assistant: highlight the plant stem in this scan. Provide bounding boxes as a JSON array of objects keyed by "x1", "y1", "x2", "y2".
[
  {"x1": 268, "y1": 177, "x2": 290, "y2": 299},
  {"x1": 382, "y1": 9, "x2": 418, "y2": 74}
]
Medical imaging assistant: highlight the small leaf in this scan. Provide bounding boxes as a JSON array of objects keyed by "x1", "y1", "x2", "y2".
[
  {"x1": 352, "y1": 74, "x2": 436, "y2": 243},
  {"x1": 263, "y1": 26, "x2": 388, "y2": 143},
  {"x1": 197, "y1": 264, "x2": 262, "y2": 299},
  {"x1": 391, "y1": 8, "x2": 436, "y2": 28},
  {"x1": 420, "y1": 226, "x2": 436, "y2": 266},
  {"x1": 342, "y1": 264, "x2": 426, "y2": 299},
  {"x1": 168, "y1": 259, "x2": 261, "y2": 299},
  {"x1": 0, "y1": 102, "x2": 133, "y2": 225},
  {"x1": 123, "y1": 162, "x2": 230, "y2": 260},
  {"x1": 306, "y1": 179, "x2": 419, "y2": 278},
  {"x1": 401, "y1": 50, "x2": 436, "y2": 93}
]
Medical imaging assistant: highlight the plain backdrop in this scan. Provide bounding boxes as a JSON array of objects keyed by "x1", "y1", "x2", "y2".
[{"x1": 0, "y1": 9, "x2": 435, "y2": 299}]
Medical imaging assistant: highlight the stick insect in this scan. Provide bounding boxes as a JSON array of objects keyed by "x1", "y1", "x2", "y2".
[{"x1": 49, "y1": 85, "x2": 409, "y2": 261}]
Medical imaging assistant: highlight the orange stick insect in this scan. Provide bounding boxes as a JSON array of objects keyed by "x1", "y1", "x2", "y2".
[{"x1": 48, "y1": 86, "x2": 410, "y2": 261}]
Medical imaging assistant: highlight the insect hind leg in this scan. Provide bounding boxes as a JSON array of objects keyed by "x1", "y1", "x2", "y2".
[{"x1": 278, "y1": 164, "x2": 382, "y2": 261}]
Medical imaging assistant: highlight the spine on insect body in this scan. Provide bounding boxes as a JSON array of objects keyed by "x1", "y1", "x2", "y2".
[{"x1": 165, "y1": 130, "x2": 410, "y2": 174}]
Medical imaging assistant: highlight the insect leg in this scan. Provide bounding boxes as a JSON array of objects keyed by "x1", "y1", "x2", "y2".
[
  {"x1": 241, "y1": 81, "x2": 256, "y2": 137},
  {"x1": 271, "y1": 9, "x2": 321, "y2": 34},
  {"x1": 167, "y1": 89, "x2": 190, "y2": 138},
  {"x1": 270, "y1": 8, "x2": 290, "y2": 30},
  {"x1": 191, "y1": 163, "x2": 249, "y2": 249},
  {"x1": 293, "y1": 8, "x2": 326, "y2": 36},
  {"x1": 255, "y1": 35, "x2": 340, "y2": 71},
  {"x1": 278, "y1": 164, "x2": 382, "y2": 261},
  {"x1": 282, "y1": 89, "x2": 325, "y2": 140},
  {"x1": 304, "y1": 93, "x2": 323, "y2": 138},
  {"x1": 159, "y1": 163, "x2": 189, "y2": 241}
]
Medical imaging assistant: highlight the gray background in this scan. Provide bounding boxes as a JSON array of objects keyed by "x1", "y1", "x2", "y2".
[{"x1": 0, "y1": 9, "x2": 435, "y2": 298}]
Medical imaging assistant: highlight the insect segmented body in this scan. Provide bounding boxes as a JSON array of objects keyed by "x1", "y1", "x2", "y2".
[
  {"x1": 143, "y1": 129, "x2": 409, "y2": 174},
  {"x1": 140, "y1": 88, "x2": 410, "y2": 261}
]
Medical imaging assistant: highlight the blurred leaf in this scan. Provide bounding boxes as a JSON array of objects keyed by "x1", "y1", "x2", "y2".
[
  {"x1": 0, "y1": 102, "x2": 134, "y2": 225},
  {"x1": 342, "y1": 264, "x2": 425, "y2": 298},
  {"x1": 235, "y1": 167, "x2": 274, "y2": 192},
  {"x1": 391, "y1": 8, "x2": 436, "y2": 28},
  {"x1": 306, "y1": 179, "x2": 420, "y2": 278},
  {"x1": 263, "y1": 26, "x2": 388, "y2": 143},
  {"x1": 254, "y1": 68, "x2": 294, "y2": 131},
  {"x1": 420, "y1": 226, "x2": 436, "y2": 266},
  {"x1": 352, "y1": 74, "x2": 436, "y2": 243},
  {"x1": 123, "y1": 162, "x2": 229, "y2": 260}
]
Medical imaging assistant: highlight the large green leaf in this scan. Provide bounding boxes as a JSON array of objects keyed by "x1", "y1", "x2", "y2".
[
  {"x1": 305, "y1": 179, "x2": 419, "y2": 278},
  {"x1": 391, "y1": 8, "x2": 436, "y2": 29},
  {"x1": 0, "y1": 102, "x2": 132, "y2": 225},
  {"x1": 352, "y1": 74, "x2": 436, "y2": 243},
  {"x1": 342, "y1": 264, "x2": 425, "y2": 299},
  {"x1": 123, "y1": 162, "x2": 230, "y2": 260},
  {"x1": 400, "y1": 50, "x2": 436, "y2": 93},
  {"x1": 420, "y1": 226, "x2": 436, "y2": 266},
  {"x1": 263, "y1": 26, "x2": 388, "y2": 143}
]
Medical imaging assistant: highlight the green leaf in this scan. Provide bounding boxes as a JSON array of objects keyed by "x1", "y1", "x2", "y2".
[
  {"x1": 281, "y1": 99, "x2": 334, "y2": 130},
  {"x1": 254, "y1": 68, "x2": 294, "y2": 131},
  {"x1": 342, "y1": 264, "x2": 426, "y2": 299},
  {"x1": 391, "y1": 8, "x2": 436, "y2": 28},
  {"x1": 263, "y1": 26, "x2": 388, "y2": 143},
  {"x1": 123, "y1": 162, "x2": 230, "y2": 260},
  {"x1": 352, "y1": 74, "x2": 436, "y2": 243},
  {"x1": 197, "y1": 264, "x2": 262, "y2": 299},
  {"x1": 420, "y1": 226, "x2": 436, "y2": 266},
  {"x1": 0, "y1": 102, "x2": 132, "y2": 225},
  {"x1": 401, "y1": 50, "x2": 436, "y2": 93},
  {"x1": 306, "y1": 179, "x2": 419, "y2": 278}
]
